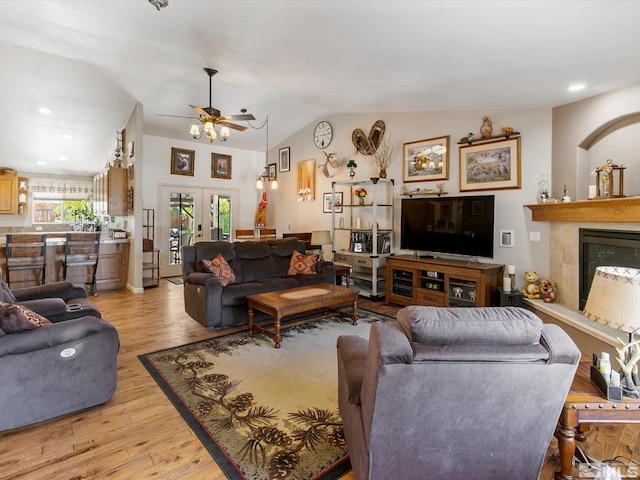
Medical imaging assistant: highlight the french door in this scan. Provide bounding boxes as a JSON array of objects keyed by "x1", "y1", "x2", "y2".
[{"x1": 159, "y1": 185, "x2": 238, "y2": 278}]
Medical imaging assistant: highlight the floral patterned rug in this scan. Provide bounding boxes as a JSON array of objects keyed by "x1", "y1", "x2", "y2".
[{"x1": 139, "y1": 309, "x2": 393, "y2": 480}]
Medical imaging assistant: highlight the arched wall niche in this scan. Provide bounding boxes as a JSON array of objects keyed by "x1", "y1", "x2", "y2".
[{"x1": 576, "y1": 112, "x2": 640, "y2": 198}]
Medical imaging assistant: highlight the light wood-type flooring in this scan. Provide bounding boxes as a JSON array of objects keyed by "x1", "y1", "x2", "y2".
[{"x1": 1, "y1": 280, "x2": 639, "y2": 479}]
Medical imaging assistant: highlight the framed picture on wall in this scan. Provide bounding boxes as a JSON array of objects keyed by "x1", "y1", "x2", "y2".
[
  {"x1": 403, "y1": 136, "x2": 450, "y2": 182},
  {"x1": 170, "y1": 147, "x2": 195, "y2": 176},
  {"x1": 279, "y1": 147, "x2": 290, "y2": 172},
  {"x1": 212, "y1": 153, "x2": 232, "y2": 179},
  {"x1": 268, "y1": 163, "x2": 277, "y2": 179},
  {"x1": 323, "y1": 192, "x2": 343, "y2": 213},
  {"x1": 459, "y1": 137, "x2": 521, "y2": 191}
]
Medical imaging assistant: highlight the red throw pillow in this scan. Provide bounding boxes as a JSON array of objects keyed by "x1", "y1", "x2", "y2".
[
  {"x1": 202, "y1": 254, "x2": 236, "y2": 287},
  {"x1": 0, "y1": 302, "x2": 52, "y2": 333},
  {"x1": 287, "y1": 250, "x2": 319, "y2": 275}
]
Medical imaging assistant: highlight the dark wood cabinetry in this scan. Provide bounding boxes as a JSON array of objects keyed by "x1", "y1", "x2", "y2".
[{"x1": 386, "y1": 255, "x2": 503, "y2": 307}]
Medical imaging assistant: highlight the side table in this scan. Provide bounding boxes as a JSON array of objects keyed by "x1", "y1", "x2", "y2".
[
  {"x1": 555, "y1": 359, "x2": 640, "y2": 480},
  {"x1": 334, "y1": 264, "x2": 351, "y2": 288}
]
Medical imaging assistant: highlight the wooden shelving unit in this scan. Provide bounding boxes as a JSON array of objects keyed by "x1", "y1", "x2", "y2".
[{"x1": 142, "y1": 208, "x2": 160, "y2": 288}]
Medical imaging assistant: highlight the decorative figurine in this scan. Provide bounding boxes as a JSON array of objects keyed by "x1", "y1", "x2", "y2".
[
  {"x1": 521, "y1": 271, "x2": 541, "y2": 299},
  {"x1": 480, "y1": 116, "x2": 493, "y2": 138},
  {"x1": 539, "y1": 279, "x2": 557, "y2": 303}
]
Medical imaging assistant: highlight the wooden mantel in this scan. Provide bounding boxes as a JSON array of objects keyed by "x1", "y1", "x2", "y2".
[{"x1": 525, "y1": 196, "x2": 640, "y2": 222}]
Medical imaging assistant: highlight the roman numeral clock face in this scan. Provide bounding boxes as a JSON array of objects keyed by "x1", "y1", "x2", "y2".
[{"x1": 314, "y1": 121, "x2": 333, "y2": 149}]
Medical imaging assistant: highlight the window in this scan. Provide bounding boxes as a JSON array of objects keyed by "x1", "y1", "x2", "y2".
[{"x1": 32, "y1": 199, "x2": 89, "y2": 224}]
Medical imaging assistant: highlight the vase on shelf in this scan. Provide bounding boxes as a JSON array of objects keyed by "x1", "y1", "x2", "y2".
[
  {"x1": 358, "y1": 197, "x2": 365, "y2": 205},
  {"x1": 379, "y1": 169, "x2": 387, "y2": 178}
]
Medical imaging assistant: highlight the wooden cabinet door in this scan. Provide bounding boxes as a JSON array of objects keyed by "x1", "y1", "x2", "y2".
[
  {"x1": 107, "y1": 167, "x2": 128, "y2": 216},
  {"x1": 0, "y1": 176, "x2": 17, "y2": 214}
]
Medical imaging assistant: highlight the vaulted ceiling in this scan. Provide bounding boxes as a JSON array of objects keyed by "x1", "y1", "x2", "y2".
[{"x1": 1, "y1": 0, "x2": 639, "y2": 176}]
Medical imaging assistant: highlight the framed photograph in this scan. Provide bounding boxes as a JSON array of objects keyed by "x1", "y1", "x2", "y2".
[
  {"x1": 323, "y1": 192, "x2": 343, "y2": 213},
  {"x1": 459, "y1": 137, "x2": 521, "y2": 192},
  {"x1": 212, "y1": 153, "x2": 232, "y2": 179},
  {"x1": 171, "y1": 147, "x2": 195, "y2": 176},
  {"x1": 500, "y1": 230, "x2": 514, "y2": 248},
  {"x1": 279, "y1": 147, "x2": 291, "y2": 172},
  {"x1": 403, "y1": 135, "x2": 450, "y2": 183},
  {"x1": 268, "y1": 163, "x2": 277, "y2": 179}
]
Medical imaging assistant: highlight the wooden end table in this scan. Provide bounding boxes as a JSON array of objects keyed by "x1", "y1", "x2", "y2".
[
  {"x1": 246, "y1": 283, "x2": 358, "y2": 348},
  {"x1": 556, "y1": 359, "x2": 640, "y2": 480}
]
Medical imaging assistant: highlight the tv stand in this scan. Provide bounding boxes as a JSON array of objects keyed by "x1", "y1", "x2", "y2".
[{"x1": 386, "y1": 255, "x2": 503, "y2": 307}]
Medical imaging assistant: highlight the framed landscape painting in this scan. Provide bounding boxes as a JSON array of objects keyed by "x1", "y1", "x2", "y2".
[
  {"x1": 403, "y1": 136, "x2": 449, "y2": 182},
  {"x1": 459, "y1": 137, "x2": 521, "y2": 191}
]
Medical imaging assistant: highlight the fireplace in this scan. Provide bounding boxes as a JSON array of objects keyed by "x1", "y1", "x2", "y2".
[{"x1": 579, "y1": 228, "x2": 640, "y2": 310}]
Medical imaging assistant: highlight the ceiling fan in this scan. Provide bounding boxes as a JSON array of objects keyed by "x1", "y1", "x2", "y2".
[{"x1": 159, "y1": 68, "x2": 255, "y2": 143}]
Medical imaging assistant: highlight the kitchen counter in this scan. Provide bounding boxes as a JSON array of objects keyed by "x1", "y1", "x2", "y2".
[{"x1": 0, "y1": 236, "x2": 130, "y2": 290}]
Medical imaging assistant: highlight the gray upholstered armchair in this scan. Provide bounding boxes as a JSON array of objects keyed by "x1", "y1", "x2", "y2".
[
  {"x1": 1, "y1": 280, "x2": 100, "y2": 322},
  {"x1": 337, "y1": 306, "x2": 580, "y2": 480}
]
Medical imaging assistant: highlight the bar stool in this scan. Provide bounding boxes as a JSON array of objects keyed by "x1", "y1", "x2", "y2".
[
  {"x1": 5, "y1": 234, "x2": 47, "y2": 288},
  {"x1": 63, "y1": 232, "x2": 101, "y2": 295}
]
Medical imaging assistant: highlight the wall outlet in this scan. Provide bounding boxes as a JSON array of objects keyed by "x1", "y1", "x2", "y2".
[{"x1": 529, "y1": 231, "x2": 541, "y2": 241}]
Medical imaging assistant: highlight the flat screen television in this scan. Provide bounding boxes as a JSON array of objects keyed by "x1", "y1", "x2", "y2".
[{"x1": 400, "y1": 195, "x2": 495, "y2": 258}]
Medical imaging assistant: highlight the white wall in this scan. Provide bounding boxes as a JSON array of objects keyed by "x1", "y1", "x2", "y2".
[
  {"x1": 141, "y1": 134, "x2": 266, "y2": 230},
  {"x1": 267, "y1": 108, "x2": 553, "y2": 280}
]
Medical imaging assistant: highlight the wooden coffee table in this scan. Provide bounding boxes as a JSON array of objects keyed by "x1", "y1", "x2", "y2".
[{"x1": 247, "y1": 283, "x2": 358, "y2": 348}]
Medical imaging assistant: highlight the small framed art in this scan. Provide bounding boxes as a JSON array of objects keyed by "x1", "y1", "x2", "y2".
[
  {"x1": 323, "y1": 192, "x2": 343, "y2": 213},
  {"x1": 171, "y1": 147, "x2": 195, "y2": 176},
  {"x1": 459, "y1": 137, "x2": 521, "y2": 192},
  {"x1": 279, "y1": 147, "x2": 290, "y2": 172},
  {"x1": 268, "y1": 163, "x2": 277, "y2": 179},
  {"x1": 212, "y1": 153, "x2": 232, "y2": 179}
]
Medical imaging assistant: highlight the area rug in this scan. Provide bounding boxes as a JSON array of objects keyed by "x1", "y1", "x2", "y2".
[{"x1": 139, "y1": 309, "x2": 394, "y2": 480}]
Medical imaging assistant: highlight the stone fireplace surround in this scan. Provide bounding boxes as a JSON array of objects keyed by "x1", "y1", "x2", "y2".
[{"x1": 524, "y1": 199, "x2": 640, "y2": 359}]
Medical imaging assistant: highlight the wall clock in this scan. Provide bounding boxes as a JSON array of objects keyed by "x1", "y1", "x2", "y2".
[{"x1": 314, "y1": 121, "x2": 333, "y2": 149}]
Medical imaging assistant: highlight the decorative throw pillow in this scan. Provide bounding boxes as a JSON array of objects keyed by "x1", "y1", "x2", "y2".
[
  {"x1": 202, "y1": 254, "x2": 236, "y2": 287},
  {"x1": 0, "y1": 302, "x2": 52, "y2": 334},
  {"x1": 287, "y1": 250, "x2": 319, "y2": 275}
]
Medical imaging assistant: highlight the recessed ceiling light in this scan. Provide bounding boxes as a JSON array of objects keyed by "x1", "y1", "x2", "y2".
[
  {"x1": 38, "y1": 107, "x2": 52, "y2": 114},
  {"x1": 58, "y1": 156, "x2": 68, "y2": 162},
  {"x1": 567, "y1": 83, "x2": 586, "y2": 92},
  {"x1": 62, "y1": 134, "x2": 73, "y2": 140},
  {"x1": 37, "y1": 161, "x2": 47, "y2": 165}
]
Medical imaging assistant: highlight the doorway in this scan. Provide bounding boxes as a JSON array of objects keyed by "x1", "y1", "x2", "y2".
[{"x1": 159, "y1": 185, "x2": 238, "y2": 278}]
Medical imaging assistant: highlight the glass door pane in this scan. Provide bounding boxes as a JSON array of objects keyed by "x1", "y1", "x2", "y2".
[
  {"x1": 168, "y1": 192, "x2": 195, "y2": 266},
  {"x1": 206, "y1": 192, "x2": 231, "y2": 241}
]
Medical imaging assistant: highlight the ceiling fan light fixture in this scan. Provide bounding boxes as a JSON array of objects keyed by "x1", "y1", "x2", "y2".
[
  {"x1": 203, "y1": 121, "x2": 215, "y2": 134},
  {"x1": 189, "y1": 124, "x2": 200, "y2": 137},
  {"x1": 219, "y1": 126, "x2": 230, "y2": 140}
]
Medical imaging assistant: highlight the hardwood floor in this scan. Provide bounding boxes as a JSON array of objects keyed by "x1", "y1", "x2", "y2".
[{"x1": 1, "y1": 281, "x2": 638, "y2": 479}]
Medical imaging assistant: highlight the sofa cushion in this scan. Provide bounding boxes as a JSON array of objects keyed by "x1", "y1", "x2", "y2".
[
  {"x1": 397, "y1": 305, "x2": 543, "y2": 347},
  {"x1": 193, "y1": 241, "x2": 238, "y2": 272},
  {"x1": 0, "y1": 281, "x2": 17, "y2": 304},
  {"x1": 270, "y1": 237, "x2": 305, "y2": 277},
  {"x1": 221, "y1": 282, "x2": 267, "y2": 307},
  {"x1": 287, "y1": 251, "x2": 319, "y2": 275},
  {"x1": 260, "y1": 277, "x2": 299, "y2": 292},
  {"x1": 0, "y1": 302, "x2": 52, "y2": 333},
  {"x1": 202, "y1": 254, "x2": 236, "y2": 287},
  {"x1": 235, "y1": 241, "x2": 277, "y2": 282}
]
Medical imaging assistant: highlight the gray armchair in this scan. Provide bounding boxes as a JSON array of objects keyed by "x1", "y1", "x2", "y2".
[
  {"x1": 0, "y1": 314, "x2": 119, "y2": 431},
  {"x1": 1, "y1": 280, "x2": 100, "y2": 322},
  {"x1": 337, "y1": 306, "x2": 580, "y2": 480}
]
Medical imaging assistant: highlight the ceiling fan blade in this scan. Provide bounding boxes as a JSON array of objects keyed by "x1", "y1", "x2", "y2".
[
  {"x1": 189, "y1": 104, "x2": 209, "y2": 117},
  {"x1": 158, "y1": 114, "x2": 201, "y2": 121},
  {"x1": 222, "y1": 113, "x2": 256, "y2": 121},
  {"x1": 219, "y1": 121, "x2": 248, "y2": 131}
]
